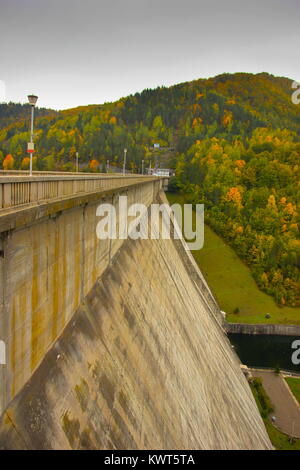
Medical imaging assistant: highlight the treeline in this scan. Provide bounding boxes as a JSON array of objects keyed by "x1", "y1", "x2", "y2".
[{"x1": 0, "y1": 102, "x2": 57, "y2": 128}]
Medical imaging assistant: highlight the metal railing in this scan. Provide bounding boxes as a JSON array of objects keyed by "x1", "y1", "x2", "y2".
[{"x1": 0, "y1": 173, "x2": 160, "y2": 209}]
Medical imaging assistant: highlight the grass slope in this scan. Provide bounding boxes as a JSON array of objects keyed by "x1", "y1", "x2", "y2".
[
  {"x1": 167, "y1": 193, "x2": 300, "y2": 325},
  {"x1": 285, "y1": 378, "x2": 300, "y2": 405}
]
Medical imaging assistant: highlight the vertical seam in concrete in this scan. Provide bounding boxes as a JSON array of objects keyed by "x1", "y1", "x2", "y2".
[
  {"x1": 80, "y1": 203, "x2": 86, "y2": 303},
  {"x1": 108, "y1": 194, "x2": 114, "y2": 265},
  {"x1": 0, "y1": 232, "x2": 9, "y2": 414}
]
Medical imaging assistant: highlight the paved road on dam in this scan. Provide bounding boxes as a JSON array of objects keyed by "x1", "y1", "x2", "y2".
[{"x1": 252, "y1": 369, "x2": 300, "y2": 438}]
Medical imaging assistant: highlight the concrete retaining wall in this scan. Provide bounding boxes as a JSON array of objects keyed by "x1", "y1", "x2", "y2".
[{"x1": 225, "y1": 322, "x2": 300, "y2": 336}]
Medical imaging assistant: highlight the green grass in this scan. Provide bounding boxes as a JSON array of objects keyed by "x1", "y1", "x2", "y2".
[
  {"x1": 167, "y1": 192, "x2": 300, "y2": 325},
  {"x1": 250, "y1": 379, "x2": 300, "y2": 450},
  {"x1": 285, "y1": 377, "x2": 300, "y2": 405}
]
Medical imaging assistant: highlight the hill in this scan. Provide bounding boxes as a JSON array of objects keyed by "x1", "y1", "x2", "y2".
[
  {"x1": 0, "y1": 72, "x2": 299, "y2": 171},
  {"x1": 0, "y1": 102, "x2": 57, "y2": 128},
  {"x1": 0, "y1": 72, "x2": 299, "y2": 307}
]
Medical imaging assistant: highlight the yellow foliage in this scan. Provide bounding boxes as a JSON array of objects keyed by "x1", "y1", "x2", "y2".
[
  {"x1": 225, "y1": 187, "x2": 243, "y2": 208},
  {"x1": 21, "y1": 157, "x2": 30, "y2": 170},
  {"x1": 272, "y1": 270, "x2": 283, "y2": 283},
  {"x1": 284, "y1": 202, "x2": 296, "y2": 216},
  {"x1": 267, "y1": 194, "x2": 277, "y2": 211},
  {"x1": 235, "y1": 159, "x2": 246, "y2": 168},
  {"x1": 109, "y1": 116, "x2": 117, "y2": 125},
  {"x1": 280, "y1": 197, "x2": 287, "y2": 205},
  {"x1": 223, "y1": 110, "x2": 233, "y2": 127}
]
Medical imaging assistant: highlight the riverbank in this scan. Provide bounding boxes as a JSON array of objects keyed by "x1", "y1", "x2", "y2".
[{"x1": 166, "y1": 192, "x2": 300, "y2": 325}]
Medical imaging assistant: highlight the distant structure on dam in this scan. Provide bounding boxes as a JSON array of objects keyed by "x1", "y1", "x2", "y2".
[{"x1": 0, "y1": 172, "x2": 272, "y2": 449}]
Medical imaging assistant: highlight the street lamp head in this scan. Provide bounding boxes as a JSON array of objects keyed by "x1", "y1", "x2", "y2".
[{"x1": 28, "y1": 95, "x2": 38, "y2": 106}]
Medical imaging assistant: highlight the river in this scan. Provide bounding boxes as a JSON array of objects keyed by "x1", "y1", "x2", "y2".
[{"x1": 229, "y1": 333, "x2": 300, "y2": 373}]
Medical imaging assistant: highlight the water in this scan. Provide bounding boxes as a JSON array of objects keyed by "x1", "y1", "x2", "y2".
[{"x1": 228, "y1": 334, "x2": 300, "y2": 373}]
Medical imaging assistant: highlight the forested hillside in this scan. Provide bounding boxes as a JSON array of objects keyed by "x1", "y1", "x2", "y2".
[
  {"x1": 0, "y1": 72, "x2": 299, "y2": 306},
  {"x1": 0, "y1": 102, "x2": 56, "y2": 129}
]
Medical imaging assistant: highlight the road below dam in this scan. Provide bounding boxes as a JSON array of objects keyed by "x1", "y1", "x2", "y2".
[{"x1": 0, "y1": 175, "x2": 272, "y2": 449}]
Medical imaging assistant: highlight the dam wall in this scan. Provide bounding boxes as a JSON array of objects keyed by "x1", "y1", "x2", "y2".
[
  {"x1": 0, "y1": 176, "x2": 161, "y2": 413},
  {"x1": 0, "y1": 176, "x2": 272, "y2": 449}
]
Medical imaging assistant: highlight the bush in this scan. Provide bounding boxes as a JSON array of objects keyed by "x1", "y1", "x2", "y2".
[
  {"x1": 167, "y1": 176, "x2": 179, "y2": 193},
  {"x1": 252, "y1": 378, "x2": 274, "y2": 418},
  {"x1": 274, "y1": 365, "x2": 280, "y2": 375}
]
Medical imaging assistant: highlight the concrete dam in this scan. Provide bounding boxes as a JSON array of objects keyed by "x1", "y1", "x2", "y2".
[{"x1": 0, "y1": 173, "x2": 271, "y2": 449}]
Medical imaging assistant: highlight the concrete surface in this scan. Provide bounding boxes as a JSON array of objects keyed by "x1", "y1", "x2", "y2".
[{"x1": 0, "y1": 181, "x2": 272, "y2": 449}]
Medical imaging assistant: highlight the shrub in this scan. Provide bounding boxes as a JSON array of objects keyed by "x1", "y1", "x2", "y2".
[
  {"x1": 167, "y1": 176, "x2": 179, "y2": 193},
  {"x1": 252, "y1": 378, "x2": 274, "y2": 418}
]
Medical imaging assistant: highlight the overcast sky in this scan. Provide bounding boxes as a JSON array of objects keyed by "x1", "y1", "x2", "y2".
[{"x1": 0, "y1": 0, "x2": 299, "y2": 110}]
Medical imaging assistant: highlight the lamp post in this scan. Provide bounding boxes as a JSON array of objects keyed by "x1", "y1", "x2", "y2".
[
  {"x1": 106, "y1": 160, "x2": 109, "y2": 172},
  {"x1": 27, "y1": 94, "x2": 38, "y2": 176},
  {"x1": 123, "y1": 148, "x2": 127, "y2": 176},
  {"x1": 142, "y1": 159, "x2": 144, "y2": 175},
  {"x1": 76, "y1": 152, "x2": 79, "y2": 172}
]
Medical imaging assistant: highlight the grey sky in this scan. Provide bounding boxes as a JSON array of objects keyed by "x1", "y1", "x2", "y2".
[{"x1": 0, "y1": 0, "x2": 299, "y2": 110}]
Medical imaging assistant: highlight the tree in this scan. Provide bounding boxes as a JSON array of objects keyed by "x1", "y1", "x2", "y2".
[
  {"x1": 89, "y1": 159, "x2": 99, "y2": 172},
  {"x1": 21, "y1": 157, "x2": 30, "y2": 170},
  {"x1": 3, "y1": 154, "x2": 14, "y2": 170}
]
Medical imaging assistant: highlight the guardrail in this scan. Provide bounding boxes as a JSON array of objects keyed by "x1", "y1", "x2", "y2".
[
  {"x1": 0, "y1": 170, "x2": 133, "y2": 177},
  {"x1": 0, "y1": 174, "x2": 160, "y2": 209}
]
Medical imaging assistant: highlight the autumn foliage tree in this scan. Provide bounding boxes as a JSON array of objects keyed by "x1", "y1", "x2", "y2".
[
  {"x1": 89, "y1": 159, "x2": 99, "y2": 172},
  {"x1": 21, "y1": 157, "x2": 30, "y2": 169},
  {"x1": 3, "y1": 154, "x2": 14, "y2": 170}
]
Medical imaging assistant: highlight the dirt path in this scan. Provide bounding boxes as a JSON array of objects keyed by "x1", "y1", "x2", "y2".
[{"x1": 252, "y1": 369, "x2": 300, "y2": 438}]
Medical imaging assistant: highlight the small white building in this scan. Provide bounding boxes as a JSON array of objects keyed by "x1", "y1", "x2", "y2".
[{"x1": 148, "y1": 168, "x2": 175, "y2": 177}]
